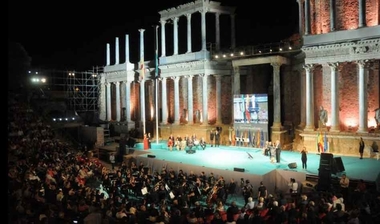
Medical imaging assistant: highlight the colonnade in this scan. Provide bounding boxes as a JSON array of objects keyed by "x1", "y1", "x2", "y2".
[
  {"x1": 303, "y1": 60, "x2": 371, "y2": 133},
  {"x1": 100, "y1": 73, "x2": 224, "y2": 126},
  {"x1": 159, "y1": 8, "x2": 236, "y2": 56},
  {"x1": 297, "y1": 0, "x2": 368, "y2": 35}
]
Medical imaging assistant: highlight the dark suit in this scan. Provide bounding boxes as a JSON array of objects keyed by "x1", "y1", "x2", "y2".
[{"x1": 275, "y1": 143, "x2": 281, "y2": 163}]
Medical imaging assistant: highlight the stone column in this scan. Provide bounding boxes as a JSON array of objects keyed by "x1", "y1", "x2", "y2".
[
  {"x1": 304, "y1": 64, "x2": 315, "y2": 130},
  {"x1": 173, "y1": 17, "x2": 179, "y2": 55},
  {"x1": 125, "y1": 34, "x2": 130, "y2": 64},
  {"x1": 329, "y1": 63, "x2": 340, "y2": 131},
  {"x1": 299, "y1": 68, "x2": 306, "y2": 128},
  {"x1": 215, "y1": 75, "x2": 222, "y2": 124},
  {"x1": 160, "y1": 19, "x2": 166, "y2": 57},
  {"x1": 124, "y1": 80, "x2": 132, "y2": 123},
  {"x1": 115, "y1": 81, "x2": 121, "y2": 122},
  {"x1": 187, "y1": 75, "x2": 194, "y2": 124},
  {"x1": 106, "y1": 82, "x2": 112, "y2": 121},
  {"x1": 201, "y1": 10, "x2": 207, "y2": 51},
  {"x1": 271, "y1": 63, "x2": 282, "y2": 130},
  {"x1": 186, "y1": 14, "x2": 192, "y2": 53},
  {"x1": 231, "y1": 14, "x2": 236, "y2": 49},
  {"x1": 140, "y1": 80, "x2": 146, "y2": 134},
  {"x1": 115, "y1": 37, "x2": 119, "y2": 65},
  {"x1": 358, "y1": 0, "x2": 366, "y2": 27},
  {"x1": 233, "y1": 66, "x2": 241, "y2": 95},
  {"x1": 215, "y1": 13, "x2": 220, "y2": 51},
  {"x1": 297, "y1": 0, "x2": 304, "y2": 34},
  {"x1": 173, "y1": 77, "x2": 180, "y2": 124},
  {"x1": 160, "y1": 77, "x2": 168, "y2": 125},
  {"x1": 106, "y1": 43, "x2": 110, "y2": 66},
  {"x1": 99, "y1": 77, "x2": 106, "y2": 121},
  {"x1": 305, "y1": 0, "x2": 311, "y2": 35},
  {"x1": 201, "y1": 74, "x2": 209, "y2": 125},
  {"x1": 357, "y1": 60, "x2": 368, "y2": 133},
  {"x1": 329, "y1": 0, "x2": 336, "y2": 31}
]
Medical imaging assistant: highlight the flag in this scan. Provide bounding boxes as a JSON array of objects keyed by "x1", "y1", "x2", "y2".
[
  {"x1": 256, "y1": 130, "x2": 261, "y2": 148},
  {"x1": 248, "y1": 129, "x2": 252, "y2": 146},
  {"x1": 324, "y1": 132, "x2": 328, "y2": 152},
  {"x1": 317, "y1": 132, "x2": 324, "y2": 153},
  {"x1": 139, "y1": 59, "x2": 145, "y2": 81}
]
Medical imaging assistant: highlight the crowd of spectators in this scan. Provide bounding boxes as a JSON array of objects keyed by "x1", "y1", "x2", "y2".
[{"x1": 8, "y1": 91, "x2": 380, "y2": 224}]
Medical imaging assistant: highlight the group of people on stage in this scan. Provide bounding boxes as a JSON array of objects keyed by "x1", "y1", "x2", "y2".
[
  {"x1": 263, "y1": 140, "x2": 281, "y2": 163},
  {"x1": 167, "y1": 134, "x2": 207, "y2": 151}
]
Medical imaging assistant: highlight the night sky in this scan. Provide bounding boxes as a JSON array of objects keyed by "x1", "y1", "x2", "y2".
[{"x1": 8, "y1": 0, "x2": 299, "y2": 71}]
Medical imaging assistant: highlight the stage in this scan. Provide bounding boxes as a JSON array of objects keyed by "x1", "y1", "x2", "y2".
[{"x1": 98, "y1": 141, "x2": 380, "y2": 196}]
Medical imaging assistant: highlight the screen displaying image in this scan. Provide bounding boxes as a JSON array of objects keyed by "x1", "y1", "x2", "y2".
[{"x1": 233, "y1": 94, "x2": 268, "y2": 124}]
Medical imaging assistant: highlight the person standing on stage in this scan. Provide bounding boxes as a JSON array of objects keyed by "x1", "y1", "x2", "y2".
[
  {"x1": 147, "y1": 133, "x2": 152, "y2": 149},
  {"x1": 215, "y1": 130, "x2": 220, "y2": 147},
  {"x1": 210, "y1": 129, "x2": 215, "y2": 147},
  {"x1": 359, "y1": 137, "x2": 365, "y2": 159},
  {"x1": 143, "y1": 133, "x2": 149, "y2": 150},
  {"x1": 300, "y1": 146, "x2": 308, "y2": 170},
  {"x1": 168, "y1": 134, "x2": 174, "y2": 151},
  {"x1": 275, "y1": 140, "x2": 281, "y2": 163},
  {"x1": 269, "y1": 142, "x2": 276, "y2": 163}
]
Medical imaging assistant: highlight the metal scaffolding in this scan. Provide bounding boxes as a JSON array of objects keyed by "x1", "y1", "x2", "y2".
[{"x1": 66, "y1": 66, "x2": 103, "y2": 113}]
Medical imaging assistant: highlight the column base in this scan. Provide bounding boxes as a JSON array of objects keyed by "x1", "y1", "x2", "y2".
[
  {"x1": 356, "y1": 129, "x2": 368, "y2": 134},
  {"x1": 271, "y1": 122, "x2": 283, "y2": 131},
  {"x1": 303, "y1": 125, "x2": 315, "y2": 132},
  {"x1": 330, "y1": 126, "x2": 340, "y2": 133},
  {"x1": 318, "y1": 127, "x2": 328, "y2": 132}
]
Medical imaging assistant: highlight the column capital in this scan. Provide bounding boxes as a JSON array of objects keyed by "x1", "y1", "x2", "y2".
[
  {"x1": 327, "y1": 62, "x2": 339, "y2": 69},
  {"x1": 171, "y1": 76, "x2": 180, "y2": 82},
  {"x1": 171, "y1": 17, "x2": 179, "y2": 22},
  {"x1": 199, "y1": 9, "x2": 208, "y2": 14},
  {"x1": 215, "y1": 12, "x2": 221, "y2": 17},
  {"x1": 185, "y1": 75, "x2": 194, "y2": 79},
  {"x1": 138, "y1": 29, "x2": 145, "y2": 33},
  {"x1": 303, "y1": 64, "x2": 315, "y2": 72},
  {"x1": 114, "y1": 81, "x2": 120, "y2": 85},
  {"x1": 105, "y1": 81, "x2": 111, "y2": 86},
  {"x1": 270, "y1": 62, "x2": 282, "y2": 68},
  {"x1": 230, "y1": 13, "x2": 236, "y2": 19},
  {"x1": 160, "y1": 19, "x2": 167, "y2": 24},
  {"x1": 356, "y1": 60, "x2": 369, "y2": 67},
  {"x1": 186, "y1": 13, "x2": 192, "y2": 19},
  {"x1": 158, "y1": 77, "x2": 166, "y2": 81},
  {"x1": 214, "y1": 74, "x2": 222, "y2": 80}
]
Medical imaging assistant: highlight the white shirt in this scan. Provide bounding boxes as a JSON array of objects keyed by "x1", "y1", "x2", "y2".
[{"x1": 289, "y1": 182, "x2": 298, "y2": 193}]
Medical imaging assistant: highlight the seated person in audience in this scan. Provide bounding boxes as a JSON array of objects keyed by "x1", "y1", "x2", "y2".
[{"x1": 199, "y1": 137, "x2": 206, "y2": 150}]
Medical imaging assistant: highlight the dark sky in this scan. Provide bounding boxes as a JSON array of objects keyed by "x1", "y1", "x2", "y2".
[{"x1": 8, "y1": 0, "x2": 299, "y2": 71}]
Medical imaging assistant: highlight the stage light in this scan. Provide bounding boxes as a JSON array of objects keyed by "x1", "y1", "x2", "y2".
[
  {"x1": 53, "y1": 118, "x2": 56, "y2": 121},
  {"x1": 223, "y1": 54, "x2": 226, "y2": 58},
  {"x1": 215, "y1": 55, "x2": 219, "y2": 58},
  {"x1": 240, "y1": 52, "x2": 244, "y2": 55},
  {"x1": 230, "y1": 53, "x2": 234, "y2": 57}
]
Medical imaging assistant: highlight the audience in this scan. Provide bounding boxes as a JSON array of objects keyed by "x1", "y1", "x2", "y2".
[{"x1": 7, "y1": 91, "x2": 380, "y2": 224}]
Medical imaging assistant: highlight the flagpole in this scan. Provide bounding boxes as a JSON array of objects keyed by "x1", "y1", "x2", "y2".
[{"x1": 154, "y1": 25, "x2": 159, "y2": 144}]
